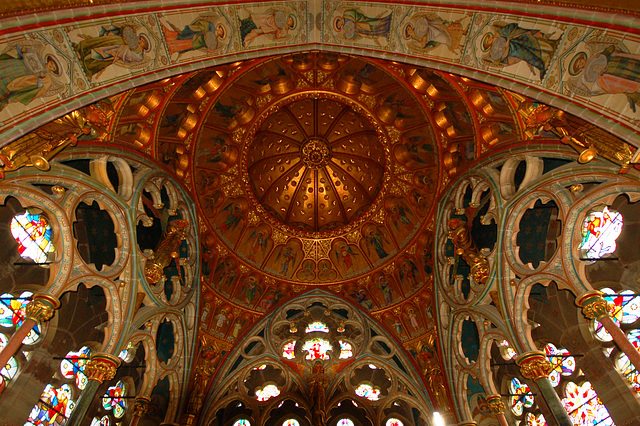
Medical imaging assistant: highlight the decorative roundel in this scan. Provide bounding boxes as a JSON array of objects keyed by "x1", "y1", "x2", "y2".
[{"x1": 247, "y1": 96, "x2": 385, "y2": 233}]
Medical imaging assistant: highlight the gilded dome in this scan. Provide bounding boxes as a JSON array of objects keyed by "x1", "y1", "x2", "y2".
[{"x1": 247, "y1": 96, "x2": 385, "y2": 232}]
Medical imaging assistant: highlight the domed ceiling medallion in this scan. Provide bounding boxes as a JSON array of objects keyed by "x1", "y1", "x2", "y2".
[
  {"x1": 189, "y1": 53, "x2": 446, "y2": 289},
  {"x1": 246, "y1": 95, "x2": 386, "y2": 233}
]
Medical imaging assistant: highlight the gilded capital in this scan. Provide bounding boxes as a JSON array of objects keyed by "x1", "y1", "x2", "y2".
[
  {"x1": 84, "y1": 354, "x2": 121, "y2": 383},
  {"x1": 25, "y1": 294, "x2": 60, "y2": 323},
  {"x1": 132, "y1": 396, "x2": 150, "y2": 417},
  {"x1": 516, "y1": 351, "x2": 553, "y2": 381},
  {"x1": 485, "y1": 394, "x2": 506, "y2": 415},
  {"x1": 576, "y1": 291, "x2": 612, "y2": 321}
]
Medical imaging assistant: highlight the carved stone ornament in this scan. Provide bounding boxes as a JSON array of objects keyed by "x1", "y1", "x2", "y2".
[
  {"x1": 447, "y1": 219, "x2": 490, "y2": 284},
  {"x1": 576, "y1": 290, "x2": 612, "y2": 321},
  {"x1": 25, "y1": 294, "x2": 61, "y2": 323},
  {"x1": 84, "y1": 354, "x2": 121, "y2": 383},
  {"x1": 145, "y1": 219, "x2": 189, "y2": 284},
  {"x1": 132, "y1": 396, "x2": 151, "y2": 417},
  {"x1": 485, "y1": 394, "x2": 506, "y2": 414},
  {"x1": 516, "y1": 351, "x2": 553, "y2": 381}
]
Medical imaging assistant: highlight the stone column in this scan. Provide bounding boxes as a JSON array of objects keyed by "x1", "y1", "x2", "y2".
[
  {"x1": 516, "y1": 351, "x2": 572, "y2": 426},
  {"x1": 128, "y1": 396, "x2": 150, "y2": 426},
  {"x1": 0, "y1": 294, "x2": 59, "y2": 371},
  {"x1": 486, "y1": 394, "x2": 510, "y2": 426},
  {"x1": 66, "y1": 354, "x2": 120, "y2": 426},
  {"x1": 577, "y1": 290, "x2": 640, "y2": 372}
]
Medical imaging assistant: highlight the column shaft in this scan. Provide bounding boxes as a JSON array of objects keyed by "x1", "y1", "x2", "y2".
[
  {"x1": 600, "y1": 316, "x2": 640, "y2": 372},
  {"x1": 0, "y1": 318, "x2": 36, "y2": 372},
  {"x1": 536, "y1": 377, "x2": 573, "y2": 426},
  {"x1": 65, "y1": 379, "x2": 100, "y2": 426}
]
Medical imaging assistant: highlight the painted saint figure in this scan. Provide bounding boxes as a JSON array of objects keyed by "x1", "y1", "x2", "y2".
[
  {"x1": 481, "y1": 22, "x2": 559, "y2": 81},
  {"x1": 276, "y1": 246, "x2": 297, "y2": 276},
  {"x1": 403, "y1": 15, "x2": 465, "y2": 53},
  {"x1": 161, "y1": 16, "x2": 226, "y2": 57},
  {"x1": 334, "y1": 9, "x2": 392, "y2": 43},
  {"x1": 239, "y1": 9, "x2": 296, "y2": 47},
  {"x1": 0, "y1": 46, "x2": 60, "y2": 112},
  {"x1": 73, "y1": 24, "x2": 149, "y2": 80},
  {"x1": 569, "y1": 45, "x2": 640, "y2": 112}
]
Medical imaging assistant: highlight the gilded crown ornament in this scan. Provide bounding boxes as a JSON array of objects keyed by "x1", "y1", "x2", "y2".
[
  {"x1": 516, "y1": 351, "x2": 553, "y2": 381},
  {"x1": 84, "y1": 354, "x2": 121, "y2": 383},
  {"x1": 576, "y1": 290, "x2": 612, "y2": 321},
  {"x1": 25, "y1": 294, "x2": 60, "y2": 323}
]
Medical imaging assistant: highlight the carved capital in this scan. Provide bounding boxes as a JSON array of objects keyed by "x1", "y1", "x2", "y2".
[
  {"x1": 25, "y1": 294, "x2": 60, "y2": 323},
  {"x1": 84, "y1": 354, "x2": 121, "y2": 383},
  {"x1": 485, "y1": 394, "x2": 506, "y2": 415},
  {"x1": 516, "y1": 351, "x2": 553, "y2": 381},
  {"x1": 576, "y1": 291, "x2": 612, "y2": 321},
  {"x1": 132, "y1": 396, "x2": 150, "y2": 417}
]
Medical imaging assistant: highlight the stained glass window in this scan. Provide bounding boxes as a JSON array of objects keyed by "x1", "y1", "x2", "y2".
[
  {"x1": 282, "y1": 341, "x2": 296, "y2": 359},
  {"x1": 60, "y1": 346, "x2": 92, "y2": 390},
  {"x1": 118, "y1": 342, "x2": 136, "y2": 363},
  {"x1": 593, "y1": 288, "x2": 640, "y2": 343},
  {"x1": 386, "y1": 420, "x2": 404, "y2": 426},
  {"x1": 615, "y1": 330, "x2": 640, "y2": 395},
  {"x1": 102, "y1": 380, "x2": 127, "y2": 418},
  {"x1": 256, "y1": 383, "x2": 280, "y2": 401},
  {"x1": 339, "y1": 341, "x2": 352, "y2": 359},
  {"x1": 232, "y1": 420, "x2": 250, "y2": 426},
  {"x1": 580, "y1": 206, "x2": 623, "y2": 260},
  {"x1": 90, "y1": 416, "x2": 110, "y2": 426},
  {"x1": 11, "y1": 212, "x2": 55, "y2": 264},
  {"x1": 282, "y1": 420, "x2": 300, "y2": 426},
  {"x1": 561, "y1": 381, "x2": 613, "y2": 426},
  {"x1": 305, "y1": 322, "x2": 329, "y2": 333},
  {"x1": 499, "y1": 340, "x2": 517, "y2": 360},
  {"x1": 337, "y1": 419, "x2": 355, "y2": 426},
  {"x1": 355, "y1": 382, "x2": 380, "y2": 401},
  {"x1": 525, "y1": 413, "x2": 547, "y2": 426},
  {"x1": 509, "y1": 377, "x2": 534, "y2": 416},
  {"x1": 0, "y1": 334, "x2": 18, "y2": 383},
  {"x1": 302, "y1": 338, "x2": 332, "y2": 360},
  {"x1": 0, "y1": 291, "x2": 41, "y2": 344},
  {"x1": 544, "y1": 343, "x2": 575, "y2": 387},
  {"x1": 25, "y1": 384, "x2": 75, "y2": 426}
]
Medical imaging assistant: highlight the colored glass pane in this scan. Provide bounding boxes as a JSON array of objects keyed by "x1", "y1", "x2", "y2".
[
  {"x1": 355, "y1": 383, "x2": 380, "y2": 401},
  {"x1": 282, "y1": 341, "x2": 296, "y2": 359},
  {"x1": 232, "y1": 420, "x2": 250, "y2": 426},
  {"x1": 256, "y1": 383, "x2": 280, "y2": 401},
  {"x1": 305, "y1": 322, "x2": 329, "y2": 333},
  {"x1": 386, "y1": 419, "x2": 404, "y2": 426},
  {"x1": 102, "y1": 380, "x2": 126, "y2": 418},
  {"x1": 25, "y1": 384, "x2": 75, "y2": 426},
  {"x1": 562, "y1": 381, "x2": 613, "y2": 426},
  {"x1": 282, "y1": 420, "x2": 300, "y2": 426},
  {"x1": 592, "y1": 288, "x2": 640, "y2": 342},
  {"x1": 60, "y1": 346, "x2": 92, "y2": 390},
  {"x1": 0, "y1": 334, "x2": 17, "y2": 381},
  {"x1": 90, "y1": 416, "x2": 110, "y2": 426},
  {"x1": 544, "y1": 343, "x2": 575, "y2": 387},
  {"x1": 525, "y1": 413, "x2": 547, "y2": 426},
  {"x1": 10, "y1": 212, "x2": 55, "y2": 264},
  {"x1": 302, "y1": 338, "x2": 332, "y2": 360},
  {"x1": 339, "y1": 340, "x2": 353, "y2": 359},
  {"x1": 499, "y1": 340, "x2": 517, "y2": 360},
  {"x1": 118, "y1": 342, "x2": 136, "y2": 363},
  {"x1": 0, "y1": 292, "x2": 41, "y2": 344},
  {"x1": 616, "y1": 330, "x2": 640, "y2": 395},
  {"x1": 509, "y1": 378, "x2": 534, "y2": 416},
  {"x1": 580, "y1": 207, "x2": 623, "y2": 260},
  {"x1": 337, "y1": 419, "x2": 355, "y2": 426}
]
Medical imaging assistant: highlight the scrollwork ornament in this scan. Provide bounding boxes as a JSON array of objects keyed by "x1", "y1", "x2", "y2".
[
  {"x1": 516, "y1": 351, "x2": 553, "y2": 381},
  {"x1": 132, "y1": 396, "x2": 150, "y2": 417}
]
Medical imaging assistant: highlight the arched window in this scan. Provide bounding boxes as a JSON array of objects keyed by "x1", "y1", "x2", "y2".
[
  {"x1": 24, "y1": 383, "x2": 76, "y2": 425},
  {"x1": 102, "y1": 380, "x2": 127, "y2": 418},
  {"x1": 10, "y1": 211, "x2": 55, "y2": 264}
]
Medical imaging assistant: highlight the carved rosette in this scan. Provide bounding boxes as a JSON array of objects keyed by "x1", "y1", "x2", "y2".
[
  {"x1": 485, "y1": 394, "x2": 506, "y2": 415},
  {"x1": 84, "y1": 354, "x2": 121, "y2": 383},
  {"x1": 576, "y1": 290, "x2": 612, "y2": 321},
  {"x1": 516, "y1": 351, "x2": 553, "y2": 381},
  {"x1": 25, "y1": 294, "x2": 60, "y2": 323},
  {"x1": 132, "y1": 396, "x2": 150, "y2": 417}
]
